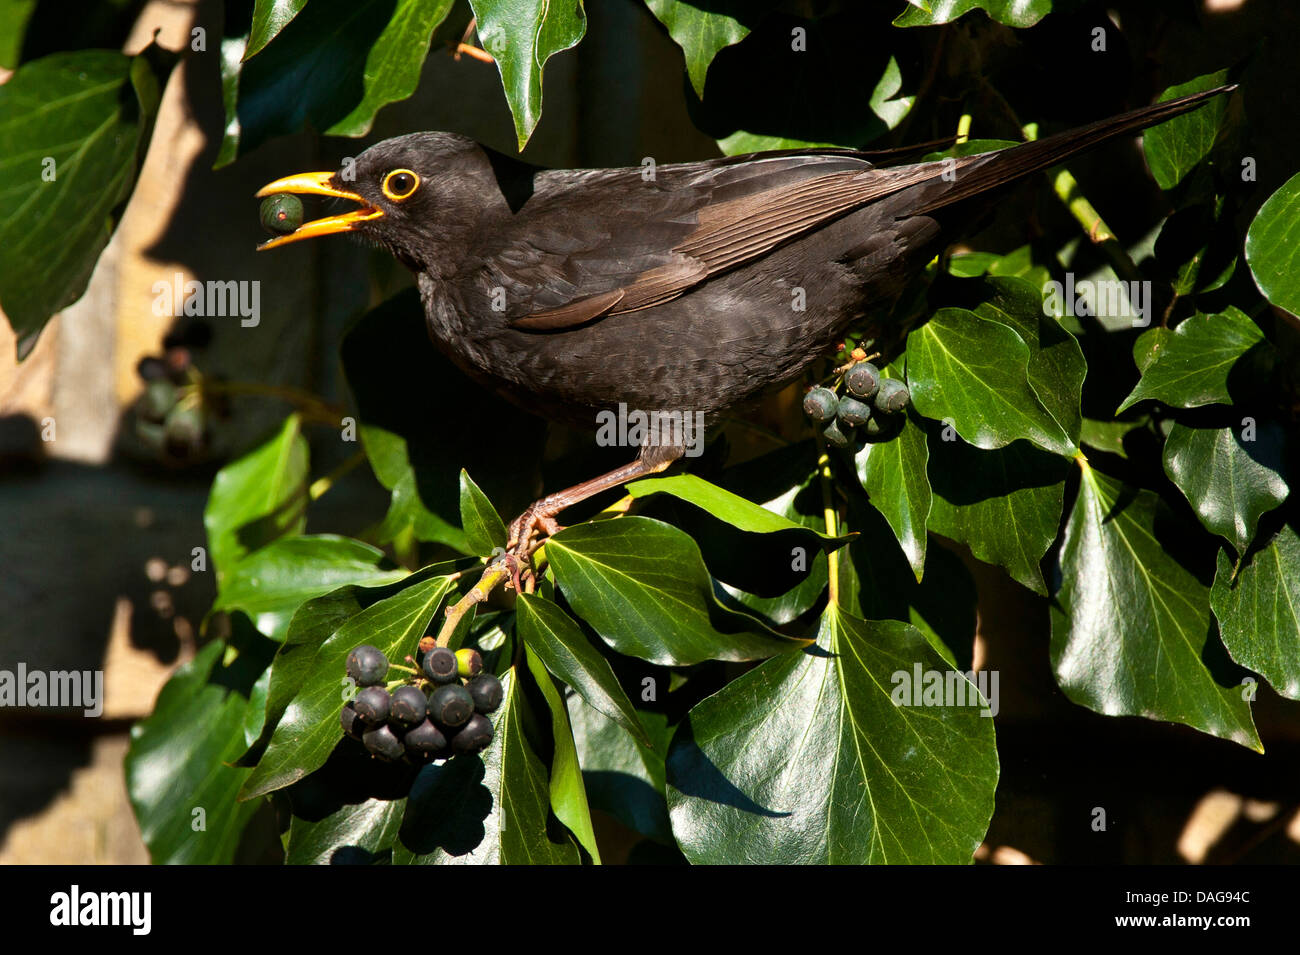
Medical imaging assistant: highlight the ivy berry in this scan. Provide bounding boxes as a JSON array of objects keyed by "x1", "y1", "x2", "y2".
[
  {"x1": 844, "y1": 361, "x2": 881, "y2": 400},
  {"x1": 456, "y1": 648, "x2": 483, "y2": 678},
  {"x1": 346, "y1": 644, "x2": 389, "y2": 687},
  {"x1": 361, "y1": 724, "x2": 404, "y2": 761},
  {"x1": 390, "y1": 685, "x2": 428, "y2": 726},
  {"x1": 821, "y1": 417, "x2": 851, "y2": 449},
  {"x1": 874, "y1": 378, "x2": 911, "y2": 414},
  {"x1": 430, "y1": 684, "x2": 475, "y2": 728},
  {"x1": 422, "y1": 646, "x2": 459, "y2": 685},
  {"x1": 451, "y1": 714, "x2": 495, "y2": 755},
  {"x1": 259, "y1": 193, "x2": 303, "y2": 234},
  {"x1": 802, "y1": 386, "x2": 838, "y2": 424},
  {"x1": 352, "y1": 686, "x2": 391, "y2": 725},
  {"x1": 467, "y1": 674, "x2": 504, "y2": 714},
  {"x1": 403, "y1": 719, "x2": 449, "y2": 759},
  {"x1": 836, "y1": 395, "x2": 871, "y2": 428}
]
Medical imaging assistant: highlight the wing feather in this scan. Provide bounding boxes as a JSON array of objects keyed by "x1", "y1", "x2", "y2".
[{"x1": 487, "y1": 153, "x2": 955, "y2": 330}]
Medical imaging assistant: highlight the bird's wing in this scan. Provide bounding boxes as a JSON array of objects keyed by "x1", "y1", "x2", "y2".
[
  {"x1": 467, "y1": 85, "x2": 1238, "y2": 332},
  {"x1": 468, "y1": 152, "x2": 953, "y2": 331}
]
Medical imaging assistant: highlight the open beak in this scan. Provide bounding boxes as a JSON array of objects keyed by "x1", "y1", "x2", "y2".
[{"x1": 254, "y1": 172, "x2": 383, "y2": 251}]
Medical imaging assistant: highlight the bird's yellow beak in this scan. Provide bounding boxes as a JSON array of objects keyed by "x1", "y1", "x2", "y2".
[{"x1": 254, "y1": 172, "x2": 384, "y2": 250}]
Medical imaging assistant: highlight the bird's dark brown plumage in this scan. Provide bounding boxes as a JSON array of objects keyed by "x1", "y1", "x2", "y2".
[{"x1": 257, "y1": 84, "x2": 1234, "y2": 552}]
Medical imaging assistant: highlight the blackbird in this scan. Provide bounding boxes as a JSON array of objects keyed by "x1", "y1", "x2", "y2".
[{"x1": 257, "y1": 85, "x2": 1232, "y2": 557}]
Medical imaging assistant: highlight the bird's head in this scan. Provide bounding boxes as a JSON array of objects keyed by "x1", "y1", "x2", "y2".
[{"x1": 255, "y1": 132, "x2": 493, "y2": 269}]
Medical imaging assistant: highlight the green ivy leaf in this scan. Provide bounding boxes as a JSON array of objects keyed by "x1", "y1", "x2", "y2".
[
  {"x1": 459, "y1": 470, "x2": 508, "y2": 557},
  {"x1": 0, "y1": 45, "x2": 175, "y2": 353},
  {"x1": 893, "y1": 0, "x2": 1053, "y2": 28},
  {"x1": 547, "y1": 516, "x2": 811, "y2": 665},
  {"x1": 867, "y1": 55, "x2": 918, "y2": 130},
  {"x1": 1245, "y1": 169, "x2": 1300, "y2": 318},
  {"x1": 1050, "y1": 464, "x2": 1261, "y2": 750},
  {"x1": 285, "y1": 794, "x2": 406, "y2": 864},
  {"x1": 0, "y1": 0, "x2": 36, "y2": 68},
  {"x1": 240, "y1": 572, "x2": 457, "y2": 763},
  {"x1": 944, "y1": 244, "x2": 1052, "y2": 285},
  {"x1": 837, "y1": 502, "x2": 977, "y2": 671},
  {"x1": 1080, "y1": 418, "x2": 1143, "y2": 459},
  {"x1": 127, "y1": 638, "x2": 273, "y2": 863},
  {"x1": 715, "y1": 131, "x2": 841, "y2": 155},
  {"x1": 1143, "y1": 70, "x2": 1230, "y2": 190},
  {"x1": 243, "y1": 586, "x2": 367, "y2": 763},
  {"x1": 517, "y1": 593, "x2": 650, "y2": 748},
  {"x1": 245, "y1": 0, "x2": 310, "y2": 59},
  {"x1": 1133, "y1": 326, "x2": 1170, "y2": 373},
  {"x1": 627, "y1": 471, "x2": 846, "y2": 545},
  {"x1": 1163, "y1": 422, "x2": 1289, "y2": 554},
  {"x1": 855, "y1": 411, "x2": 931, "y2": 580},
  {"x1": 1153, "y1": 201, "x2": 1238, "y2": 300},
  {"x1": 947, "y1": 251, "x2": 1001, "y2": 278},
  {"x1": 709, "y1": 443, "x2": 830, "y2": 625},
  {"x1": 645, "y1": 0, "x2": 747, "y2": 99},
  {"x1": 205, "y1": 414, "x2": 309, "y2": 582},
  {"x1": 922, "y1": 139, "x2": 1020, "y2": 162},
  {"x1": 372, "y1": 471, "x2": 465, "y2": 552},
  {"x1": 242, "y1": 668, "x2": 271, "y2": 749},
  {"x1": 969, "y1": 276, "x2": 1086, "y2": 447},
  {"x1": 908, "y1": 307, "x2": 1075, "y2": 456},
  {"x1": 567, "y1": 694, "x2": 673, "y2": 844},
  {"x1": 212, "y1": 535, "x2": 408, "y2": 642},
  {"x1": 470, "y1": 0, "x2": 586, "y2": 149},
  {"x1": 986, "y1": 243, "x2": 1053, "y2": 289},
  {"x1": 925, "y1": 433, "x2": 1068, "y2": 595},
  {"x1": 524, "y1": 645, "x2": 600, "y2": 863},
  {"x1": 1116, "y1": 308, "x2": 1264, "y2": 413},
  {"x1": 666, "y1": 608, "x2": 998, "y2": 863},
  {"x1": 1211, "y1": 527, "x2": 1300, "y2": 700},
  {"x1": 634, "y1": 447, "x2": 843, "y2": 611},
  {"x1": 241, "y1": 574, "x2": 455, "y2": 799},
  {"x1": 394, "y1": 668, "x2": 582, "y2": 864},
  {"x1": 217, "y1": 0, "x2": 454, "y2": 164}
]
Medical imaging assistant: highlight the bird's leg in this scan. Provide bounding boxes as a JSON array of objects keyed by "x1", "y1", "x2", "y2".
[{"x1": 506, "y1": 438, "x2": 686, "y2": 568}]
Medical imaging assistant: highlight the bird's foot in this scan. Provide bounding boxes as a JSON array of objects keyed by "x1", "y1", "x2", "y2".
[
  {"x1": 504, "y1": 505, "x2": 565, "y2": 589},
  {"x1": 506, "y1": 505, "x2": 564, "y2": 553},
  {"x1": 486, "y1": 551, "x2": 526, "y2": 596}
]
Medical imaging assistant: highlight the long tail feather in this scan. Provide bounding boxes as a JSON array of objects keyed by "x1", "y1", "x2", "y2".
[{"x1": 910, "y1": 84, "x2": 1236, "y2": 216}]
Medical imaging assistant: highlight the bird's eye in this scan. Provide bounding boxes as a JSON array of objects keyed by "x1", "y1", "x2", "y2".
[{"x1": 382, "y1": 169, "x2": 419, "y2": 201}]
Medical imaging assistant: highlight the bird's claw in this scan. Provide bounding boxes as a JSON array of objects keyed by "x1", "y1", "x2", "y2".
[
  {"x1": 502, "y1": 506, "x2": 565, "y2": 591},
  {"x1": 488, "y1": 552, "x2": 526, "y2": 595}
]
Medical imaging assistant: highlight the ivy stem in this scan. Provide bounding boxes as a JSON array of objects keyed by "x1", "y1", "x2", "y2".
[
  {"x1": 815, "y1": 440, "x2": 839, "y2": 608},
  {"x1": 184, "y1": 379, "x2": 345, "y2": 425},
  {"x1": 983, "y1": 77, "x2": 1147, "y2": 290},
  {"x1": 1049, "y1": 166, "x2": 1146, "y2": 288},
  {"x1": 309, "y1": 450, "x2": 367, "y2": 501},
  {"x1": 436, "y1": 565, "x2": 509, "y2": 647},
  {"x1": 1014, "y1": 116, "x2": 1145, "y2": 289},
  {"x1": 387, "y1": 663, "x2": 419, "y2": 676},
  {"x1": 452, "y1": 18, "x2": 493, "y2": 63},
  {"x1": 454, "y1": 43, "x2": 494, "y2": 63}
]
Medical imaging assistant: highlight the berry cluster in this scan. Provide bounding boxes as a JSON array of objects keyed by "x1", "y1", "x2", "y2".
[
  {"x1": 131, "y1": 320, "x2": 219, "y2": 463},
  {"x1": 260, "y1": 193, "x2": 304, "y2": 235},
  {"x1": 340, "y1": 643, "x2": 503, "y2": 763},
  {"x1": 802, "y1": 358, "x2": 911, "y2": 449}
]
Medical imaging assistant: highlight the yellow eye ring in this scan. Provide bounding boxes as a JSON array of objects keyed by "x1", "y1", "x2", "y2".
[{"x1": 382, "y1": 169, "x2": 419, "y2": 201}]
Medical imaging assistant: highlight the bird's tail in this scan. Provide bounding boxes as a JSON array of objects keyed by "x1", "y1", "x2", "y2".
[{"x1": 908, "y1": 84, "x2": 1236, "y2": 216}]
